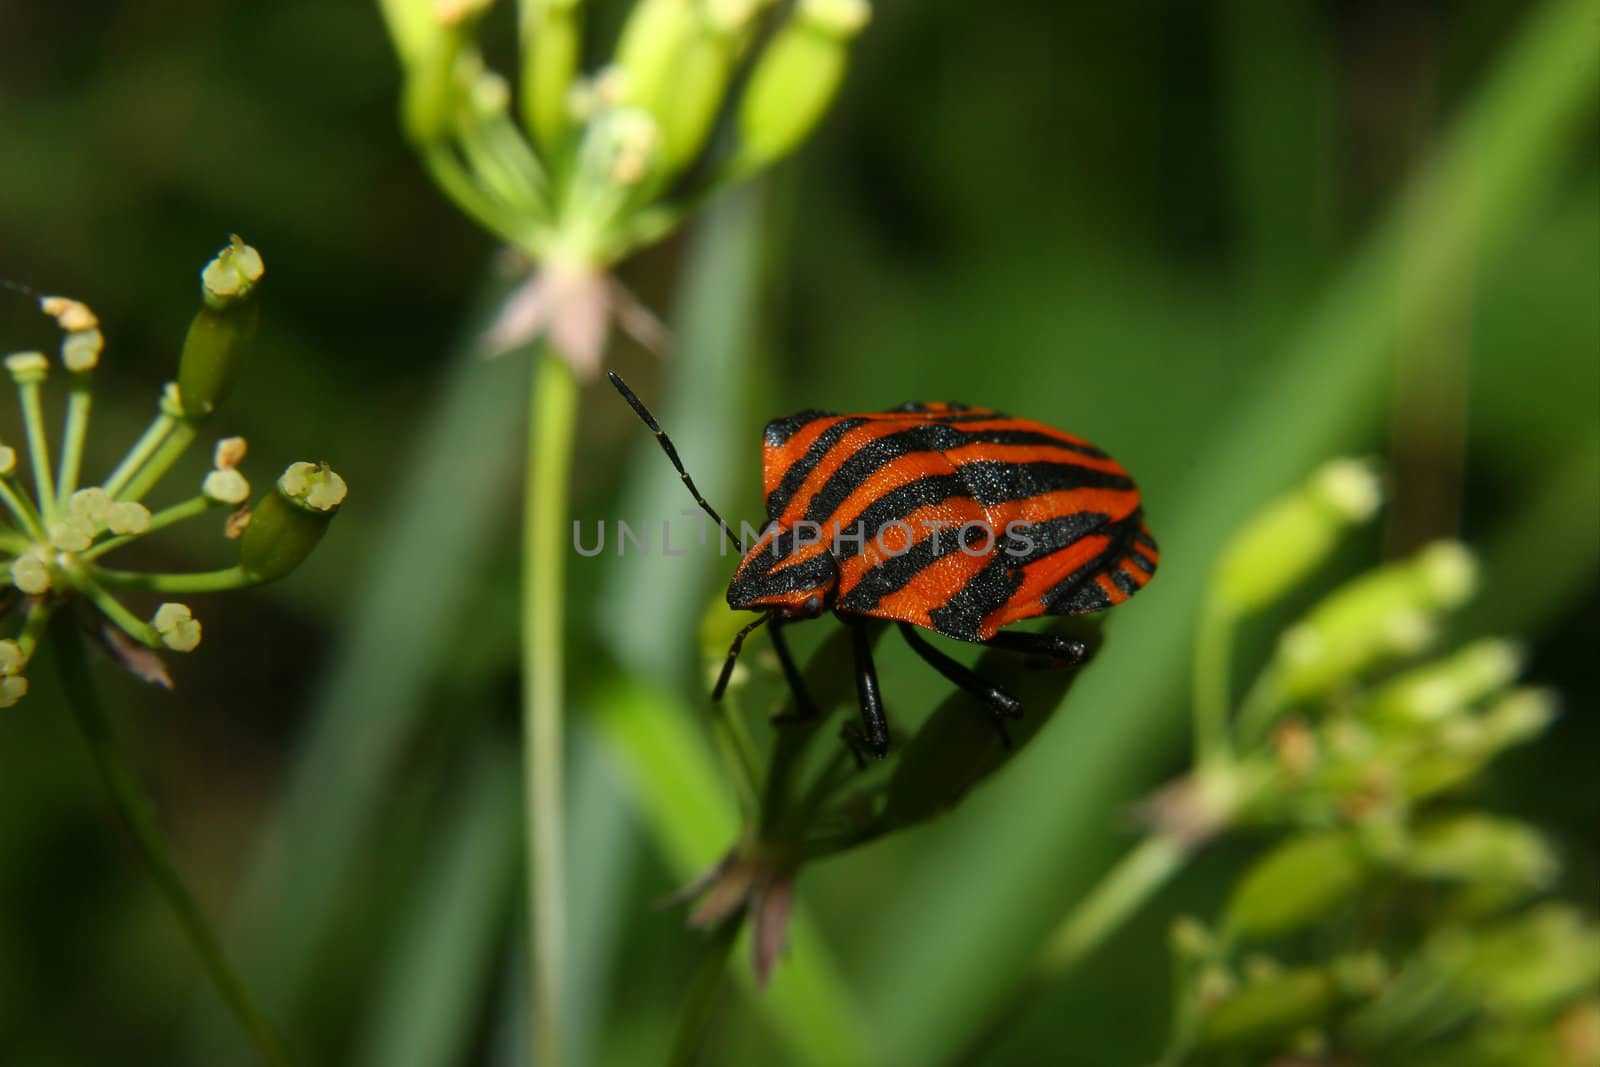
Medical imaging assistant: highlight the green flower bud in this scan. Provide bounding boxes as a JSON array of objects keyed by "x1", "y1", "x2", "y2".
[
  {"x1": 1198, "y1": 967, "x2": 1337, "y2": 1049},
  {"x1": 0, "y1": 640, "x2": 23, "y2": 676},
  {"x1": 1273, "y1": 541, "x2": 1477, "y2": 700},
  {"x1": 153, "y1": 602, "x2": 202, "y2": 652},
  {"x1": 203, "y1": 467, "x2": 251, "y2": 506},
  {"x1": 1212, "y1": 458, "x2": 1382, "y2": 614},
  {"x1": 1366, "y1": 639, "x2": 1523, "y2": 726},
  {"x1": 237, "y1": 462, "x2": 347, "y2": 583},
  {"x1": 731, "y1": 0, "x2": 870, "y2": 176},
  {"x1": 69, "y1": 487, "x2": 114, "y2": 524},
  {"x1": 1405, "y1": 814, "x2": 1557, "y2": 893},
  {"x1": 49, "y1": 518, "x2": 96, "y2": 553},
  {"x1": 521, "y1": 0, "x2": 584, "y2": 149},
  {"x1": 105, "y1": 501, "x2": 151, "y2": 536},
  {"x1": 61, "y1": 328, "x2": 104, "y2": 373},
  {"x1": 5, "y1": 351, "x2": 49, "y2": 385},
  {"x1": 1224, "y1": 830, "x2": 1368, "y2": 940},
  {"x1": 0, "y1": 445, "x2": 15, "y2": 475},
  {"x1": 10, "y1": 548, "x2": 52, "y2": 595},
  {"x1": 1401, "y1": 690, "x2": 1555, "y2": 800},
  {"x1": 613, "y1": 0, "x2": 698, "y2": 120},
  {"x1": 1435, "y1": 905, "x2": 1600, "y2": 1018},
  {"x1": 178, "y1": 238, "x2": 265, "y2": 419},
  {"x1": 655, "y1": 10, "x2": 740, "y2": 173},
  {"x1": 401, "y1": 22, "x2": 468, "y2": 144},
  {"x1": 1481, "y1": 687, "x2": 1558, "y2": 748}
]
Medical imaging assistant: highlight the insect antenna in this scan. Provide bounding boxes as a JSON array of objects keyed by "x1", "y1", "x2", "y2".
[
  {"x1": 711, "y1": 612, "x2": 771, "y2": 701},
  {"x1": 607, "y1": 371, "x2": 745, "y2": 553}
]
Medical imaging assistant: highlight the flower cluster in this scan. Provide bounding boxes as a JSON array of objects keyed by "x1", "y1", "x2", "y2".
[
  {"x1": 1139, "y1": 459, "x2": 1599, "y2": 1065},
  {"x1": 380, "y1": 0, "x2": 871, "y2": 372},
  {"x1": 0, "y1": 238, "x2": 347, "y2": 705}
]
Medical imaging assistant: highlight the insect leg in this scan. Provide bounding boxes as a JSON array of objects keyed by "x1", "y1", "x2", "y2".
[
  {"x1": 842, "y1": 619, "x2": 890, "y2": 762},
  {"x1": 768, "y1": 620, "x2": 820, "y2": 722},
  {"x1": 982, "y1": 630, "x2": 1092, "y2": 669},
  {"x1": 899, "y1": 623, "x2": 1021, "y2": 747}
]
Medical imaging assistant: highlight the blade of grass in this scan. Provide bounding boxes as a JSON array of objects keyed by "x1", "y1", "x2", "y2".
[
  {"x1": 849, "y1": 3, "x2": 1600, "y2": 1062},
  {"x1": 349, "y1": 741, "x2": 520, "y2": 1067}
]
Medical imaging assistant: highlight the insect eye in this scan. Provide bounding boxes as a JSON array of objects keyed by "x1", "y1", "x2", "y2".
[{"x1": 802, "y1": 594, "x2": 823, "y2": 617}]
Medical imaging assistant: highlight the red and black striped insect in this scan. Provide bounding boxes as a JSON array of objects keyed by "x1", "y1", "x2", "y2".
[{"x1": 608, "y1": 372, "x2": 1158, "y2": 760}]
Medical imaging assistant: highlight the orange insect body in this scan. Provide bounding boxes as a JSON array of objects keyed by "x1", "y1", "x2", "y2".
[
  {"x1": 609, "y1": 375, "x2": 1159, "y2": 759},
  {"x1": 728, "y1": 402, "x2": 1158, "y2": 640}
]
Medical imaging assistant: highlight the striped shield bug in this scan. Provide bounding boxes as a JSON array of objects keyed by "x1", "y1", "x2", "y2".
[{"x1": 608, "y1": 372, "x2": 1159, "y2": 761}]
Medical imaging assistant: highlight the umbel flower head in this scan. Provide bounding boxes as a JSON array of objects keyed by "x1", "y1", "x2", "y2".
[
  {"x1": 0, "y1": 238, "x2": 347, "y2": 706},
  {"x1": 379, "y1": 0, "x2": 872, "y2": 373}
]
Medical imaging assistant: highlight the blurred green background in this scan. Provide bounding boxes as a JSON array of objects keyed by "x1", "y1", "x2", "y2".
[{"x1": 1, "y1": 1, "x2": 1595, "y2": 1064}]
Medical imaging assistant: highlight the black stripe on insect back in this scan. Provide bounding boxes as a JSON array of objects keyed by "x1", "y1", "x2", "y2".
[
  {"x1": 764, "y1": 417, "x2": 868, "y2": 517},
  {"x1": 802, "y1": 428, "x2": 1121, "y2": 526},
  {"x1": 927, "y1": 556, "x2": 1023, "y2": 641},
  {"x1": 1041, "y1": 511, "x2": 1146, "y2": 615},
  {"x1": 763, "y1": 410, "x2": 834, "y2": 448}
]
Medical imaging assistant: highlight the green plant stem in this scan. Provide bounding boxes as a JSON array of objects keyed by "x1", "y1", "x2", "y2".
[
  {"x1": 91, "y1": 563, "x2": 253, "y2": 595},
  {"x1": 58, "y1": 380, "x2": 93, "y2": 501},
  {"x1": 18, "y1": 379, "x2": 57, "y2": 523},
  {"x1": 0, "y1": 477, "x2": 45, "y2": 540},
  {"x1": 120, "y1": 420, "x2": 198, "y2": 502},
  {"x1": 423, "y1": 144, "x2": 525, "y2": 246},
  {"x1": 1192, "y1": 596, "x2": 1237, "y2": 767},
  {"x1": 1036, "y1": 833, "x2": 1190, "y2": 976},
  {"x1": 525, "y1": 348, "x2": 578, "y2": 1067},
  {"x1": 103, "y1": 412, "x2": 176, "y2": 497},
  {"x1": 1233, "y1": 666, "x2": 1287, "y2": 751},
  {"x1": 952, "y1": 833, "x2": 1191, "y2": 1067},
  {"x1": 666, "y1": 916, "x2": 742, "y2": 1067},
  {"x1": 710, "y1": 691, "x2": 762, "y2": 820},
  {"x1": 49, "y1": 614, "x2": 293, "y2": 1067}
]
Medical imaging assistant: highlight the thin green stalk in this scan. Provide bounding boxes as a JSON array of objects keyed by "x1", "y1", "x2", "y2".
[
  {"x1": 525, "y1": 348, "x2": 578, "y2": 1067},
  {"x1": 103, "y1": 412, "x2": 176, "y2": 497},
  {"x1": 82, "y1": 495, "x2": 216, "y2": 560},
  {"x1": 1233, "y1": 666, "x2": 1287, "y2": 751},
  {"x1": 49, "y1": 613, "x2": 293, "y2": 1067},
  {"x1": 91, "y1": 563, "x2": 252, "y2": 595},
  {"x1": 0, "y1": 477, "x2": 45, "y2": 540},
  {"x1": 65, "y1": 568, "x2": 163, "y2": 647},
  {"x1": 1192, "y1": 596, "x2": 1237, "y2": 767},
  {"x1": 18, "y1": 379, "x2": 57, "y2": 523},
  {"x1": 458, "y1": 118, "x2": 544, "y2": 219},
  {"x1": 58, "y1": 382, "x2": 93, "y2": 501},
  {"x1": 1035, "y1": 834, "x2": 1191, "y2": 977},
  {"x1": 955, "y1": 834, "x2": 1192, "y2": 1067},
  {"x1": 423, "y1": 144, "x2": 525, "y2": 245},
  {"x1": 666, "y1": 916, "x2": 742, "y2": 1067},
  {"x1": 119, "y1": 420, "x2": 197, "y2": 502},
  {"x1": 710, "y1": 691, "x2": 762, "y2": 820}
]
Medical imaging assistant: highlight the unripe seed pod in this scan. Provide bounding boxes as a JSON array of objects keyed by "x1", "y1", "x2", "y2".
[
  {"x1": 178, "y1": 238, "x2": 264, "y2": 419},
  {"x1": 1212, "y1": 458, "x2": 1382, "y2": 614},
  {"x1": 1273, "y1": 541, "x2": 1477, "y2": 700},
  {"x1": 614, "y1": 0, "x2": 698, "y2": 120},
  {"x1": 732, "y1": 0, "x2": 870, "y2": 175},
  {"x1": 238, "y1": 462, "x2": 347, "y2": 583},
  {"x1": 521, "y1": 0, "x2": 584, "y2": 149},
  {"x1": 1224, "y1": 830, "x2": 1368, "y2": 940}
]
